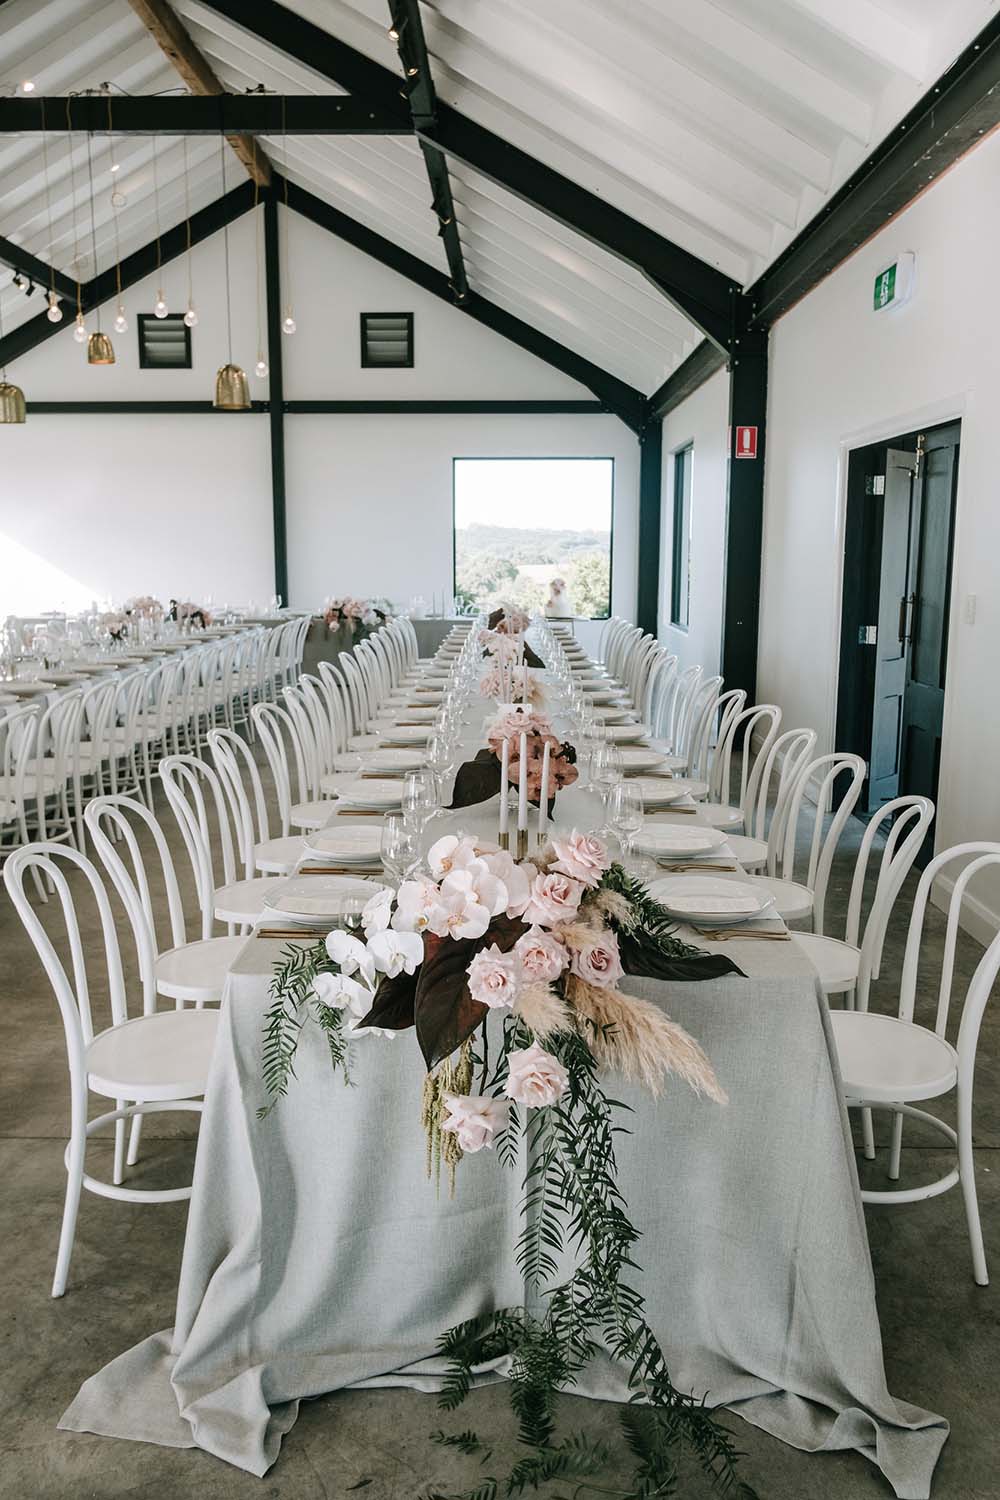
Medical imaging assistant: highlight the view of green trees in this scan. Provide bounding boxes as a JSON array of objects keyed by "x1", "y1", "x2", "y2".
[{"x1": 454, "y1": 523, "x2": 611, "y2": 617}]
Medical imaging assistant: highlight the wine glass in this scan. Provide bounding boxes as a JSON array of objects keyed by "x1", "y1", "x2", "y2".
[
  {"x1": 380, "y1": 813, "x2": 418, "y2": 887},
  {"x1": 402, "y1": 768, "x2": 437, "y2": 832},
  {"x1": 593, "y1": 740, "x2": 623, "y2": 811},
  {"x1": 340, "y1": 893, "x2": 367, "y2": 932},
  {"x1": 608, "y1": 780, "x2": 645, "y2": 871},
  {"x1": 425, "y1": 732, "x2": 453, "y2": 794}
]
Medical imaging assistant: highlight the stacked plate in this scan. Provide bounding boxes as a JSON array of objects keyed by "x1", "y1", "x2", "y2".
[
  {"x1": 379, "y1": 724, "x2": 432, "y2": 745},
  {"x1": 334, "y1": 778, "x2": 405, "y2": 810},
  {"x1": 590, "y1": 705, "x2": 631, "y2": 723},
  {"x1": 262, "y1": 874, "x2": 385, "y2": 926},
  {"x1": 605, "y1": 722, "x2": 651, "y2": 742},
  {"x1": 634, "y1": 824, "x2": 728, "y2": 861},
  {"x1": 361, "y1": 747, "x2": 426, "y2": 773},
  {"x1": 619, "y1": 746, "x2": 670, "y2": 774},
  {"x1": 628, "y1": 775, "x2": 708, "y2": 807},
  {"x1": 7, "y1": 680, "x2": 55, "y2": 697},
  {"x1": 304, "y1": 824, "x2": 384, "y2": 867},
  {"x1": 646, "y1": 875, "x2": 774, "y2": 928}
]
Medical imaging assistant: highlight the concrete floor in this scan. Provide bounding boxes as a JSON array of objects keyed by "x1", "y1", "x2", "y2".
[{"x1": 1, "y1": 787, "x2": 998, "y2": 1500}]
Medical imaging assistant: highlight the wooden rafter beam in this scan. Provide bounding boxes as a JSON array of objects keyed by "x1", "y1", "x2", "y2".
[{"x1": 126, "y1": 0, "x2": 272, "y2": 186}]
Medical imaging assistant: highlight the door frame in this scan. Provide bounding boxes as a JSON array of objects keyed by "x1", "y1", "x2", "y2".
[{"x1": 826, "y1": 394, "x2": 967, "y2": 845}]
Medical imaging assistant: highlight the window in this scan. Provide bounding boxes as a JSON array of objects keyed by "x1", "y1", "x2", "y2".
[
  {"x1": 670, "y1": 444, "x2": 693, "y2": 628},
  {"x1": 137, "y1": 314, "x2": 191, "y2": 369},
  {"x1": 361, "y1": 312, "x2": 414, "y2": 367},
  {"x1": 453, "y1": 457, "x2": 613, "y2": 619}
]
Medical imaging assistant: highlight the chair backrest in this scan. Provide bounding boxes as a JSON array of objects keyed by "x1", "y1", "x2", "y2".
[
  {"x1": 251, "y1": 700, "x2": 309, "y2": 836},
  {"x1": 709, "y1": 702, "x2": 782, "y2": 814},
  {"x1": 159, "y1": 754, "x2": 247, "y2": 916},
  {"x1": 748, "y1": 726, "x2": 818, "y2": 853},
  {"x1": 3, "y1": 846, "x2": 135, "y2": 1100},
  {"x1": 84, "y1": 794, "x2": 195, "y2": 979},
  {"x1": 0, "y1": 703, "x2": 40, "y2": 819},
  {"x1": 777, "y1": 752, "x2": 867, "y2": 934},
  {"x1": 842, "y1": 796, "x2": 935, "y2": 1007},
  {"x1": 897, "y1": 844, "x2": 1000, "y2": 1079},
  {"x1": 208, "y1": 726, "x2": 273, "y2": 855}
]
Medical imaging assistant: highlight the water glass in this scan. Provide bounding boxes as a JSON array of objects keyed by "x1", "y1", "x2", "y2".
[
  {"x1": 380, "y1": 813, "x2": 418, "y2": 887},
  {"x1": 402, "y1": 768, "x2": 437, "y2": 831},
  {"x1": 608, "y1": 780, "x2": 645, "y2": 870}
]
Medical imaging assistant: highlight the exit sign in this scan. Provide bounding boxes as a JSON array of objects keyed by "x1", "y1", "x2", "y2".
[{"x1": 873, "y1": 252, "x2": 915, "y2": 311}]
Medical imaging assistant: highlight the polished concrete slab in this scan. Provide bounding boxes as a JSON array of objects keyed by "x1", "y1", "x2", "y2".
[{"x1": 1, "y1": 790, "x2": 997, "y2": 1499}]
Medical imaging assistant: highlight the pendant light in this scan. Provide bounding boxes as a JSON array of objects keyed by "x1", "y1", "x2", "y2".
[
  {"x1": 66, "y1": 99, "x2": 87, "y2": 345},
  {"x1": 181, "y1": 135, "x2": 198, "y2": 327},
  {"x1": 151, "y1": 134, "x2": 168, "y2": 318},
  {"x1": 0, "y1": 289, "x2": 26, "y2": 423},
  {"x1": 39, "y1": 102, "x2": 63, "y2": 322},
  {"x1": 279, "y1": 97, "x2": 295, "y2": 335},
  {"x1": 85, "y1": 126, "x2": 114, "y2": 365},
  {"x1": 252, "y1": 140, "x2": 267, "y2": 378},
  {"x1": 108, "y1": 96, "x2": 127, "y2": 333},
  {"x1": 214, "y1": 136, "x2": 249, "y2": 411}
]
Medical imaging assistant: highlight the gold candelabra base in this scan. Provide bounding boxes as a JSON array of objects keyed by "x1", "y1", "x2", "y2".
[
  {"x1": 498, "y1": 829, "x2": 510, "y2": 851},
  {"x1": 516, "y1": 828, "x2": 528, "y2": 860}
]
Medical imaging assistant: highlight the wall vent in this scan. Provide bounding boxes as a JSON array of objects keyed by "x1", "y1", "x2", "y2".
[
  {"x1": 361, "y1": 312, "x2": 413, "y2": 368},
  {"x1": 138, "y1": 314, "x2": 192, "y2": 369}
]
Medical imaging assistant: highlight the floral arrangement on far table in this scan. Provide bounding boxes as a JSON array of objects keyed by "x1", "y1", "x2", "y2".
[
  {"x1": 169, "y1": 600, "x2": 212, "y2": 628},
  {"x1": 97, "y1": 611, "x2": 129, "y2": 642},
  {"x1": 124, "y1": 595, "x2": 163, "y2": 620},
  {"x1": 259, "y1": 833, "x2": 751, "y2": 1500},
  {"x1": 323, "y1": 596, "x2": 393, "y2": 632}
]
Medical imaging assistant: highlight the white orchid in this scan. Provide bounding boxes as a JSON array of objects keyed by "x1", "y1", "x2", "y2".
[
  {"x1": 368, "y1": 927, "x2": 424, "y2": 978},
  {"x1": 391, "y1": 876, "x2": 440, "y2": 933},
  {"x1": 427, "y1": 873, "x2": 494, "y2": 942},
  {"x1": 311, "y1": 970, "x2": 371, "y2": 1014},
  {"x1": 481, "y1": 849, "x2": 533, "y2": 918},
  {"x1": 456, "y1": 859, "x2": 508, "y2": 919},
  {"x1": 361, "y1": 886, "x2": 394, "y2": 937},
  {"x1": 325, "y1": 929, "x2": 376, "y2": 985},
  {"x1": 427, "y1": 833, "x2": 479, "y2": 880}
]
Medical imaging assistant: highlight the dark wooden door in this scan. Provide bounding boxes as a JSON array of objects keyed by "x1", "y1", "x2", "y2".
[{"x1": 868, "y1": 449, "x2": 917, "y2": 809}]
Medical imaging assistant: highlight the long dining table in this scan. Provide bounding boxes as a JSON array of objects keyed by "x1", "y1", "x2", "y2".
[{"x1": 60, "y1": 628, "x2": 948, "y2": 1498}]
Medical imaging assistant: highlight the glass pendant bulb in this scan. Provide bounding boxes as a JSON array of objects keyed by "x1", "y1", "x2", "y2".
[
  {"x1": 254, "y1": 356, "x2": 268, "y2": 378},
  {"x1": 46, "y1": 294, "x2": 63, "y2": 324},
  {"x1": 114, "y1": 306, "x2": 128, "y2": 334},
  {"x1": 72, "y1": 314, "x2": 87, "y2": 344},
  {"x1": 110, "y1": 189, "x2": 127, "y2": 210},
  {"x1": 183, "y1": 304, "x2": 198, "y2": 328},
  {"x1": 154, "y1": 292, "x2": 168, "y2": 319},
  {"x1": 281, "y1": 311, "x2": 296, "y2": 335}
]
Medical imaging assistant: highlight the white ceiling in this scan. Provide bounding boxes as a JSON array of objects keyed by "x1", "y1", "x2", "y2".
[{"x1": 1, "y1": 0, "x2": 997, "y2": 391}]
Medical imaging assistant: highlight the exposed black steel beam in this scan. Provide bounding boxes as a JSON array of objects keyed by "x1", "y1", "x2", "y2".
[
  {"x1": 264, "y1": 194, "x2": 288, "y2": 606},
  {"x1": 285, "y1": 400, "x2": 607, "y2": 414},
  {"x1": 25, "y1": 401, "x2": 269, "y2": 412},
  {"x1": 196, "y1": 0, "x2": 739, "y2": 347},
  {"x1": 283, "y1": 176, "x2": 645, "y2": 433},
  {"x1": 721, "y1": 330, "x2": 767, "y2": 699},
  {"x1": 0, "y1": 236, "x2": 77, "y2": 304},
  {"x1": 0, "y1": 181, "x2": 255, "y2": 368},
  {"x1": 0, "y1": 95, "x2": 408, "y2": 135},
  {"x1": 646, "y1": 340, "x2": 727, "y2": 424},
  {"x1": 389, "y1": 0, "x2": 468, "y2": 303},
  {"x1": 636, "y1": 419, "x2": 663, "y2": 636},
  {"x1": 748, "y1": 12, "x2": 1000, "y2": 327}
]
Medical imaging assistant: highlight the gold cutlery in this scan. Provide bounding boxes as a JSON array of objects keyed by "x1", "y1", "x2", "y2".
[
  {"x1": 334, "y1": 808, "x2": 386, "y2": 818},
  {"x1": 659, "y1": 862, "x2": 739, "y2": 873},
  {"x1": 696, "y1": 928, "x2": 791, "y2": 942},
  {"x1": 255, "y1": 926, "x2": 334, "y2": 940},
  {"x1": 298, "y1": 864, "x2": 382, "y2": 876}
]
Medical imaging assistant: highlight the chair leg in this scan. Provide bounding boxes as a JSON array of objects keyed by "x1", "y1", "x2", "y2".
[
  {"x1": 958, "y1": 1083, "x2": 989, "y2": 1286},
  {"x1": 888, "y1": 1110, "x2": 904, "y2": 1180},
  {"x1": 127, "y1": 1110, "x2": 144, "y2": 1168},
  {"x1": 113, "y1": 1100, "x2": 126, "y2": 1185},
  {"x1": 861, "y1": 1106, "x2": 876, "y2": 1161},
  {"x1": 53, "y1": 1126, "x2": 85, "y2": 1298}
]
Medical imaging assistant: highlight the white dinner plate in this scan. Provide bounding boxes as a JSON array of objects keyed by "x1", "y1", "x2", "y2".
[
  {"x1": 412, "y1": 688, "x2": 444, "y2": 702},
  {"x1": 588, "y1": 689, "x2": 628, "y2": 706},
  {"x1": 262, "y1": 874, "x2": 385, "y2": 924},
  {"x1": 362, "y1": 747, "x2": 426, "y2": 773},
  {"x1": 646, "y1": 875, "x2": 773, "y2": 927},
  {"x1": 605, "y1": 722, "x2": 651, "y2": 742},
  {"x1": 38, "y1": 671, "x2": 88, "y2": 685},
  {"x1": 633, "y1": 824, "x2": 729, "y2": 860},
  {"x1": 383, "y1": 706, "x2": 437, "y2": 723},
  {"x1": 334, "y1": 778, "x2": 405, "y2": 809},
  {"x1": 590, "y1": 705, "x2": 631, "y2": 723},
  {"x1": 619, "y1": 747, "x2": 671, "y2": 773},
  {"x1": 629, "y1": 775, "x2": 708, "y2": 806},
  {"x1": 379, "y1": 724, "x2": 432, "y2": 745},
  {"x1": 304, "y1": 825, "x2": 385, "y2": 864},
  {"x1": 7, "y1": 680, "x2": 56, "y2": 696}
]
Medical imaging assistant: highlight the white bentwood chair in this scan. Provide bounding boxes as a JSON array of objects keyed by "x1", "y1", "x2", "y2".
[
  {"x1": 4, "y1": 844, "x2": 216, "y2": 1297},
  {"x1": 830, "y1": 842, "x2": 1000, "y2": 1286}
]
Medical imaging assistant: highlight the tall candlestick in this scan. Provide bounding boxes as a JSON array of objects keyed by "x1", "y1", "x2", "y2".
[
  {"x1": 537, "y1": 739, "x2": 551, "y2": 845},
  {"x1": 517, "y1": 731, "x2": 528, "y2": 831},
  {"x1": 499, "y1": 736, "x2": 510, "y2": 841},
  {"x1": 521, "y1": 642, "x2": 528, "y2": 703}
]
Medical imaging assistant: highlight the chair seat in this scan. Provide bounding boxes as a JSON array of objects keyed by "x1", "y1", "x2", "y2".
[
  {"x1": 790, "y1": 932, "x2": 860, "y2": 993},
  {"x1": 290, "y1": 798, "x2": 334, "y2": 830},
  {"x1": 255, "y1": 834, "x2": 307, "y2": 874},
  {"x1": 214, "y1": 876, "x2": 290, "y2": 925},
  {"x1": 742, "y1": 874, "x2": 814, "y2": 921},
  {"x1": 154, "y1": 935, "x2": 247, "y2": 1004},
  {"x1": 701, "y1": 803, "x2": 744, "y2": 831},
  {"x1": 830, "y1": 1011, "x2": 958, "y2": 1104},
  {"x1": 86, "y1": 1007, "x2": 218, "y2": 1101},
  {"x1": 725, "y1": 834, "x2": 768, "y2": 869},
  {"x1": 643, "y1": 742, "x2": 687, "y2": 771}
]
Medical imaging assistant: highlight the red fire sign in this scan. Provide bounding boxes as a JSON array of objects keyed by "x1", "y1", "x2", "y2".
[{"x1": 735, "y1": 425, "x2": 758, "y2": 459}]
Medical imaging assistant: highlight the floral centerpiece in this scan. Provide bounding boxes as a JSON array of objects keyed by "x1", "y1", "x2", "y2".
[
  {"x1": 450, "y1": 704, "x2": 577, "y2": 814},
  {"x1": 260, "y1": 835, "x2": 751, "y2": 1499},
  {"x1": 97, "y1": 610, "x2": 129, "y2": 643},
  {"x1": 168, "y1": 599, "x2": 212, "y2": 628},
  {"x1": 124, "y1": 595, "x2": 163, "y2": 620},
  {"x1": 323, "y1": 595, "x2": 393, "y2": 632}
]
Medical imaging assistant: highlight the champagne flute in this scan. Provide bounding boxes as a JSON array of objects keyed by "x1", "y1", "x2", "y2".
[
  {"x1": 402, "y1": 768, "x2": 437, "y2": 832},
  {"x1": 380, "y1": 813, "x2": 417, "y2": 887},
  {"x1": 608, "y1": 781, "x2": 645, "y2": 871},
  {"x1": 341, "y1": 893, "x2": 367, "y2": 932}
]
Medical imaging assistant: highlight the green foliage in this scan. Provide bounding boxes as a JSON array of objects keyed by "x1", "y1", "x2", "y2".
[
  {"x1": 258, "y1": 942, "x2": 352, "y2": 1117},
  {"x1": 507, "y1": 1433, "x2": 609, "y2": 1494},
  {"x1": 601, "y1": 864, "x2": 702, "y2": 956},
  {"x1": 569, "y1": 550, "x2": 611, "y2": 620},
  {"x1": 431, "y1": 1429, "x2": 493, "y2": 1461}
]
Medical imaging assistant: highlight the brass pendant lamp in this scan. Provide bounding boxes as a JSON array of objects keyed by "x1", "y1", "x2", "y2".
[
  {"x1": 214, "y1": 135, "x2": 249, "y2": 410},
  {"x1": 0, "y1": 288, "x2": 25, "y2": 423},
  {"x1": 84, "y1": 118, "x2": 114, "y2": 365}
]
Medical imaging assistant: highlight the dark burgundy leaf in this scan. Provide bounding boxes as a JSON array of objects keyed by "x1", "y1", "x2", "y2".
[
  {"x1": 619, "y1": 933, "x2": 744, "y2": 982},
  {"x1": 357, "y1": 969, "x2": 417, "y2": 1032},
  {"x1": 449, "y1": 749, "x2": 502, "y2": 810},
  {"x1": 415, "y1": 914, "x2": 527, "y2": 1070}
]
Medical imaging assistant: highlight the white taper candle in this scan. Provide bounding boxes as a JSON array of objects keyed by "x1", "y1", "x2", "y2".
[
  {"x1": 538, "y1": 739, "x2": 551, "y2": 840},
  {"x1": 518, "y1": 731, "x2": 528, "y2": 831},
  {"x1": 499, "y1": 735, "x2": 510, "y2": 836}
]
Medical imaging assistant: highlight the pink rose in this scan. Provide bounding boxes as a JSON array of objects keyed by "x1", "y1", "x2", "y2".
[
  {"x1": 514, "y1": 925, "x2": 568, "y2": 982},
  {"x1": 504, "y1": 1042, "x2": 569, "y2": 1108},
  {"x1": 466, "y1": 943, "x2": 521, "y2": 1009},
  {"x1": 521, "y1": 870, "x2": 583, "y2": 928},
  {"x1": 569, "y1": 931, "x2": 624, "y2": 990},
  {"x1": 441, "y1": 1093, "x2": 509, "y2": 1152},
  {"x1": 548, "y1": 830, "x2": 611, "y2": 889}
]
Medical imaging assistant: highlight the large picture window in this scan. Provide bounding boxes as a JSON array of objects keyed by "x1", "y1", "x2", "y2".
[
  {"x1": 670, "y1": 444, "x2": 693, "y2": 629},
  {"x1": 453, "y1": 457, "x2": 613, "y2": 619}
]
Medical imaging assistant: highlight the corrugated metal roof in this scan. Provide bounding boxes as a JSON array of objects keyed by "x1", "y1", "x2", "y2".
[{"x1": 2, "y1": 0, "x2": 998, "y2": 389}]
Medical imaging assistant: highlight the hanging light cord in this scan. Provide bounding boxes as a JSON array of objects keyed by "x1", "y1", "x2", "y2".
[
  {"x1": 40, "y1": 99, "x2": 57, "y2": 301},
  {"x1": 220, "y1": 134, "x2": 233, "y2": 362},
  {"x1": 66, "y1": 97, "x2": 83, "y2": 321},
  {"x1": 85, "y1": 128, "x2": 102, "y2": 332},
  {"x1": 252, "y1": 138, "x2": 264, "y2": 359},
  {"x1": 151, "y1": 132, "x2": 163, "y2": 284},
  {"x1": 107, "y1": 95, "x2": 123, "y2": 305},
  {"x1": 183, "y1": 133, "x2": 193, "y2": 307},
  {"x1": 281, "y1": 95, "x2": 291, "y2": 313}
]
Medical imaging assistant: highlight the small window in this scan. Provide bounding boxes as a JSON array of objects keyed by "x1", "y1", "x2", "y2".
[
  {"x1": 137, "y1": 314, "x2": 192, "y2": 369},
  {"x1": 670, "y1": 444, "x2": 693, "y2": 629},
  {"x1": 361, "y1": 312, "x2": 413, "y2": 368}
]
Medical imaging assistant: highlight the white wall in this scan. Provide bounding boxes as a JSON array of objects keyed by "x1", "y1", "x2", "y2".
[
  {"x1": 0, "y1": 207, "x2": 638, "y2": 624},
  {"x1": 759, "y1": 130, "x2": 1000, "y2": 934},
  {"x1": 657, "y1": 368, "x2": 728, "y2": 676}
]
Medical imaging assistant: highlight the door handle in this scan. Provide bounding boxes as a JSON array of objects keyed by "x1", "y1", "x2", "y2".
[{"x1": 898, "y1": 593, "x2": 915, "y2": 644}]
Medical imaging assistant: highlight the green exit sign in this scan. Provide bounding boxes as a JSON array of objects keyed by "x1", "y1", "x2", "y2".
[{"x1": 873, "y1": 252, "x2": 915, "y2": 311}]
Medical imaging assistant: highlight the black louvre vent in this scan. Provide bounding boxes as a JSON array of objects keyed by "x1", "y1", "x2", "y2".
[
  {"x1": 361, "y1": 312, "x2": 413, "y2": 368},
  {"x1": 138, "y1": 314, "x2": 192, "y2": 369}
]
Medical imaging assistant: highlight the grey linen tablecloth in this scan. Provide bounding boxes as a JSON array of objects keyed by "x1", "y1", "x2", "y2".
[{"x1": 61, "y1": 936, "x2": 947, "y2": 1497}]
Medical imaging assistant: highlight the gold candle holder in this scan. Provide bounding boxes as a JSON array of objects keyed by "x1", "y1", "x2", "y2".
[
  {"x1": 516, "y1": 828, "x2": 528, "y2": 860},
  {"x1": 498, "y1": 829, "x2": 510, "y2": 851}
]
